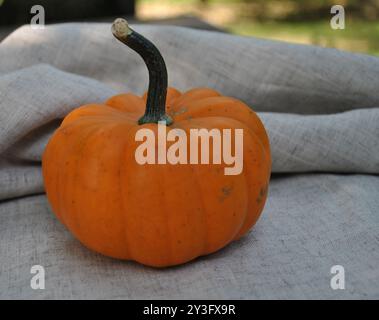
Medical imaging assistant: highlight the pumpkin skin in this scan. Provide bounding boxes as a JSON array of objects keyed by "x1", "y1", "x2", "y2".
[
  {"x1": 42, "y1": 87, "x2": 271, "y2": 267},
  {"x1": 42, "y1": 18, "x2": 271, "y2": 267}
]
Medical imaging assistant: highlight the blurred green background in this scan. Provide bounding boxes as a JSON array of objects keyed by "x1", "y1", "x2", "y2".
[
  {"x1": 137, "y1": 0, "x2": 379, "y2": 56},
  {"x1": 1, "y1": 0, "x2": 378, "y2": 56}
]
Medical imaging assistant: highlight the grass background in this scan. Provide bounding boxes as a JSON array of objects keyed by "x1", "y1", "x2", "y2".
[
  {"x1": 0, "y1": 0, "x2": 377, "y2": 56},
  {"x1": 138, "y1": 0, "x2": 379, "y2": 56}
]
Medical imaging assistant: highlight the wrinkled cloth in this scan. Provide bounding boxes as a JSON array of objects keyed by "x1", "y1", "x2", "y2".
[{"x1": 0, "y1": 23, "x2": 378, "y2": 299}]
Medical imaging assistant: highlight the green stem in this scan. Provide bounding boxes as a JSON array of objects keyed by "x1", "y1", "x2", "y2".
[{"x1": 112, "y1": 18, "x2": 173, "y2": 125}]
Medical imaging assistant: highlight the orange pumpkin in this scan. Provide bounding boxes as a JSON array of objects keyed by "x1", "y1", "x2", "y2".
[{"x1": 42, "y1": 18, "x2": 271, "y2": 267}]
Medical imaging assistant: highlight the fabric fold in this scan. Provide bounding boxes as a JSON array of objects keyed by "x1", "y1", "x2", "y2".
[
  {"x1": 261, "y1": 109, "x2": 379, "y2": 173},
  {"x1": 2, "y1": 23, "x2": 379, "y2": 114}
]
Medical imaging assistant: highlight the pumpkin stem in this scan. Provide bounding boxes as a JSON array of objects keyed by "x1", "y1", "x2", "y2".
[{"x1": 112, "y1": 18, "x2": 173, "y2": 125}]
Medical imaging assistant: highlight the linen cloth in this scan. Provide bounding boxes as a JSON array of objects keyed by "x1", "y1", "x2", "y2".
[{"x1": 0, "y1": 23, "x2": 378, "y2": 299}]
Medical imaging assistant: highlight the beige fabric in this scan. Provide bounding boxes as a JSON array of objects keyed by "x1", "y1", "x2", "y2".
[{"x1": 0, "y1": 23, "x2": 379, "y2": 299}]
